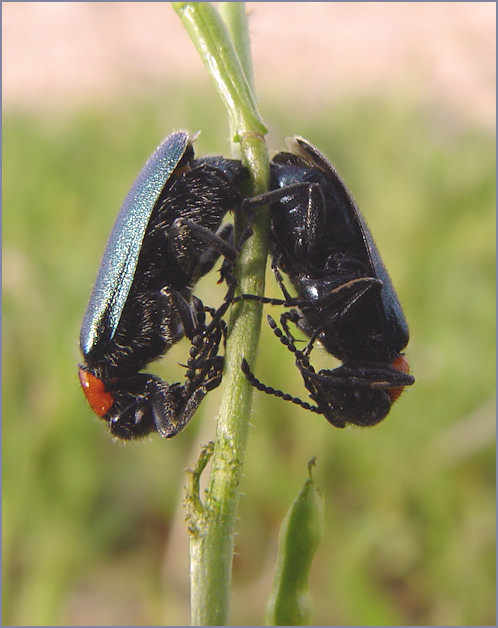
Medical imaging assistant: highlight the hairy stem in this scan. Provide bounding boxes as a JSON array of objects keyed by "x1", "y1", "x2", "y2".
[{"x1": 172, "y1": 3, "x2": 270, "y2": 625}]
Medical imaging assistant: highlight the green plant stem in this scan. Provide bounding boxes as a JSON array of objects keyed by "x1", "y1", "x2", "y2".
[{"x1": 172, "y1": 3, "x2": 270, "y2": 625}]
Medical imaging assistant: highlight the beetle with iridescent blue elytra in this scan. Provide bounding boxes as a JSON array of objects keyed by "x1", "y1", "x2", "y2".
[
  {"x1": 240, "y1": 136, "x2": 414, "y2": 427},
  {"x1": 78, "y1": 131, "x2": 248, "y2": 440}
]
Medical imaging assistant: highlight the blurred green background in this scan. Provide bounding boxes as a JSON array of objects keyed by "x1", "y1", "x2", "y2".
[{"x1": 3, "y1": 4, "x2": 495, "y2": 627}]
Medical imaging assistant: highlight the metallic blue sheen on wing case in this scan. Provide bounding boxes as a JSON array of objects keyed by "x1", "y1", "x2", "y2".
[{"x1": 80, "y1": 131, "x2": 190, "y2": 357}]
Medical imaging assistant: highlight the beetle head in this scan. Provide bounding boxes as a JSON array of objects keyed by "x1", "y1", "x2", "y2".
[
  {"x1": 78, "y1": 367, "x2": 157, "y2": 439},
  {"x1": 303, "y1": 356, "x2": 414, "y2": 428}
]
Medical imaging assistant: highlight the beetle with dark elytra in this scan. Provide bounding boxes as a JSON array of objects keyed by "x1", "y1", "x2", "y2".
[
  {"x1": 240, "y1": 136, "x2": 414, "y2": 428},
  {"x1": 78, "y1": 131, "x2": 249, "y2": 440}
]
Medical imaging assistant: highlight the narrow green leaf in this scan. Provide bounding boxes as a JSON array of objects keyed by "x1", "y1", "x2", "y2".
[
  {"x1": 218, "y1": 2, "x2": 254, "y2": 88},
  {"x1": 265, "y1": 460, "x2": 325, "y2": 626},
  {"x1": 172, "y1": 2, "x2": 267, "y2": 140}
]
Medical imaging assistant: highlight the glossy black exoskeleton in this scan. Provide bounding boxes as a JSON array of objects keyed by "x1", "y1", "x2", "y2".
[
  {"x1": 240, "y1": 136, "x2": 414, "y2": 428},
  {"x1": 78, "y1": 131, "x2": 248, "y2": 440}
]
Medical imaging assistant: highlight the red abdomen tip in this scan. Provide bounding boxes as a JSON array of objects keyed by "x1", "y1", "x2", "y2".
[
  {"x1": 388, "y1": 355, "x2": 411, "y2": 403},
  {"x1": 78, "y1": 368, "x2": 114, "y2": 417}
]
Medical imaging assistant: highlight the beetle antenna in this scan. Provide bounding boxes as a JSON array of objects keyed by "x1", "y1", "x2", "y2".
[{"x1": 240, "y1": 359, "x2": 322, "y2": 415}]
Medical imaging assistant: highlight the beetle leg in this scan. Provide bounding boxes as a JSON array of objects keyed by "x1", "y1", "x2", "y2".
[
  {"x1": 231, "y1": 261, "x2": 309, "y2": 307},
  {"x1": 198, "y1": 274, "x2": 237, "y2": 340},
  {"x1": 278, "y1": 309, "x2": 323, "y2": 362},
  {"x1": 161, "y1": 352, "x2": 224, "y2": 439},
  {"x1": 215, "y1": 208, "x2": 257, "y2": 291},
  {"x1": 297, "y1": 277, "x2": 383, "y2": 354},
  {"x1": 148, "y1": 381, "x2": 208, "y2": 439},
  {"x1": 197, "y1": 223, "x2": 233, "y2": 278},
  {"x1": 240, "y1": 181, "x2": 314, "y2": 211},
  {"x1": 279, "y1": 309, "x2": 304, "y2": 342},
  {"x1": 186, "y1": 323, "x2": 223, "y2": 375},
  {"x1": 172, "y1": 218, "x2": 238, "y2": 262},
  {"x1": 231, "y1": 293, "x2": 302, "y2": 307},
  {"x1": 271, "y1": 259, "x2": 295, "y2": 302},
  {"x1": 160, "y1": 288, "x2": 203, "y2": 340},
  {"x1": 266, "y1": 314, "x2": 317, "y2": 377},
  {"x1": 312, "y1": 277, "x2": 382, "y2": 319},
  {"x1": 265, "y1": 314, "x2": 325, "y2": 407},
  {"x1": 149, "y1": 323, "x2": 225, "y2": 439},
  {"x1": 306, "y1": 364, "x2": 415, "y2": 389},
  {"x1": 274, "y1": 277, "x2": 382, "y2": 357},
  {"x1": 172, "y1": 214, "x2": 255, "y2": 292}
]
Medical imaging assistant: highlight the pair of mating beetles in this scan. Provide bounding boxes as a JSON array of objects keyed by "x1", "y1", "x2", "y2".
[{"x1": 78, "y1": 131, "x2": 414, "y2": 440}]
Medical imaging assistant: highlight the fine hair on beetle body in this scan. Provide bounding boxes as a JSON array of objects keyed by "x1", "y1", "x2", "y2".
[
  {"x1": 78, "y1": 131, "x2": 250, "y2": 440},
  {"x1": 239, "y1": 136, "x2": 414, "y2": 427}
]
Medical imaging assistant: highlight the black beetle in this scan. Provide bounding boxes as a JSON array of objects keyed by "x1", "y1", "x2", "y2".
[
  {"x1": 78, "y1": 131, "x2": 248, "y2": 440},
  {"x1": 240, "y1": 136, "x2": 414, "y2": 428}
]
